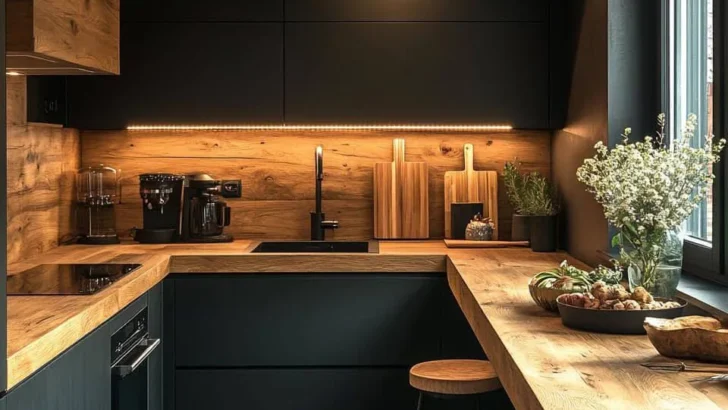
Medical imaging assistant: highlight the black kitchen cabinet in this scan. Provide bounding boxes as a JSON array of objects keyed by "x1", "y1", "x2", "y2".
[
  {"x1": 176, "y1": 368, "x2": 416, "y2": 410},
  {"x1": 26, "y1": 77, "x2": 66, "y2": 125},
  {"x1": 148, "y1": 283, "x2": 164, "y2": 410},
  {"x1": 285, "y1": 0, "x2": 546, "y2": 22},
  {"x1": 67, "y1": 23, "x2": 284, "y2": 129},
  {"x1": 123, "y1": 0, "x2": 283, "y2": 22},
  {"x1": 174, "y1": 274, "x2": 443, "y2": 367},
  {"x1": 442, "y1": 289, "x2": 487, "y2": 360},
  {"x1": 167, "y1": 273, "x2": 505, "y2": 410},
  {"x1": 6, "y1": 323, "x2": 111, "y2": 410},
  {"x1": 285, "y1": 22, "x2": 549, "y2": 127}
]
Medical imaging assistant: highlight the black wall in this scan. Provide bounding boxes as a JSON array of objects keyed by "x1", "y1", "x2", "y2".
[
  {"x1": 607, "y1": 0, "x2": 662, "y2": 145},
  {"x1": 59, "y1": 0, "x2": 565, "y2": 129}
]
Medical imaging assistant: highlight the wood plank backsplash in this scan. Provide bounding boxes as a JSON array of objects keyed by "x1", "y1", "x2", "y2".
[
  {"x1": 81, "y1": 130, "x2": 550, "y2": 240},
  {"x1": 6, "y1": 76, "x2": 80, "y2": 265}
]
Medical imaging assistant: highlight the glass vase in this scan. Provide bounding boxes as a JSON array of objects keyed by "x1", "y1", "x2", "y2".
[{"x1": 626, "y1": 227, "x2": 684, "y2": 298}]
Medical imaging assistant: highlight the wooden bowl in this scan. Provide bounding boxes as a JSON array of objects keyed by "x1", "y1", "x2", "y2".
[
  {"x1": 556, "y1": 296, "x2": 686, "y2": 334},
  {"x1": 644, "y1": 316, "x2": 728, "y2": 362},
  {"x1": 528, "y1": 284, "x2": 574, "y2": 312}
]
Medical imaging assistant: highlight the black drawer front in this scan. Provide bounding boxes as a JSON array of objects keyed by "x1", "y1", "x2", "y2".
[{"x1": 174, "y1": 274, "x2": 443, "y2": 367}]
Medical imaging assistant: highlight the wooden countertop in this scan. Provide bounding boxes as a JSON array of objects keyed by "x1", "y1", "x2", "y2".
[{"x1": 7, "y1": 240, "x2": 728, "y2": 409}]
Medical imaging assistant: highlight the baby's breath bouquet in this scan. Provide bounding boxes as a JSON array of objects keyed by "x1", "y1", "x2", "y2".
[{"x1": 577, "y1": 114, "x2": 725, "y2": 295}]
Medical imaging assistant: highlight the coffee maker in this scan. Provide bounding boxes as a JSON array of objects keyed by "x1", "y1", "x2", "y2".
[
  {"x1": 181, "y1": 174, "x2": 233, "y2": 243},
  {"x1": 76, "y1": 165, "x2": 121, "y2": 244},
  {"x1": 133, "y1": 174, "x2": 184, "y2": 244}
]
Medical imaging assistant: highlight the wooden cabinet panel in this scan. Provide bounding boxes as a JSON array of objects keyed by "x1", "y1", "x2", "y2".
[
  {"x1": 67, "y1": 23, "x2": 284, "y2": 129},
  {"x1": 285, "y1": 23, "x2": 549, "y2": 128},
  {"x1": 123, "y1": 0, "x2": 283, "y2": 22},
  {"x1": 285, "y1": 0, "x2": 546, "y2": 22},
  {"x1": 176, "y1": 368, "x2": 417, "y2": 410},
  {"x1": 6, "y1": 0, "x2": 119, "y2": 74},
  {"x1": 6, "y1": 323, "x2": 111, "y2": 410},
  {"x1": 174, "y1": 274, "x2": 443, "y2": 367}
]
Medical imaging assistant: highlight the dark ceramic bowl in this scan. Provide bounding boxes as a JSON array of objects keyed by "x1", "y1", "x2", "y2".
[{"x1": 556, "y1": 295, "x2": 687, "y2": 335}]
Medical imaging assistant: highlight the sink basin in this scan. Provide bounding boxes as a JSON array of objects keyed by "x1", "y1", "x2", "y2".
[{"x1": 251, "y1": 241, "x2": 379, "y2": 253}]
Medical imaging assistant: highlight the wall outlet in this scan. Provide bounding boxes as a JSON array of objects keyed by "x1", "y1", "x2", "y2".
[{"x1": 221, "y1": 180, "x2": 242, "y2": 198}]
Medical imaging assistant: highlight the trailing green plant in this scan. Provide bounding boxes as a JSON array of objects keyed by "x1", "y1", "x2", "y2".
[
  {"x1": 503, "y1": 161, "x2": 558, "y2": 216},
  {"x1": 530, "y1": 260, "x2": 591, "y2": 291}
]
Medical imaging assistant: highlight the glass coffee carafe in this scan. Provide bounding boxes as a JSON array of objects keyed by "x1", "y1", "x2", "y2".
[
  {"x1": 76, "y1": 165, "x2": 121, "y2": 244},
  {"x1": 189, "y1": 190, "x2": 231, "y2": 237}
]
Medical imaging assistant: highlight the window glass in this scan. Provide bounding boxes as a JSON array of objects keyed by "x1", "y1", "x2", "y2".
[{"x1": 667, "y1": 0, "x2": 714, "y2": 242}]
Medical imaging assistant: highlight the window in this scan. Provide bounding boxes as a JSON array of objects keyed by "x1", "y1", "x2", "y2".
[{"x1": 664, "y1": 0, "x2": 726, "y2": 282}]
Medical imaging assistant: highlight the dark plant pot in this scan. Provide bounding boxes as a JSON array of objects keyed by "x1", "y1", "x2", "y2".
[
  {"x1": 511, "y1": 214, "x2": 531, "y2": 241},
  {"x1": 530, "y1": 215, "x2": 557, "y2": 252}
]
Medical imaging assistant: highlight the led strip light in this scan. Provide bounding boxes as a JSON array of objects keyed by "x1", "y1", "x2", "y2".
[{"x1": 126, "y1": 124, "x2": 513, "y2": 132}]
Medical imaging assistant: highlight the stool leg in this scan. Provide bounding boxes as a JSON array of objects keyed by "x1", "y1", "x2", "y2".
[
  {"x1": 474, "y1": 395, "x2": 480, "y2": 410},
  {"x1": 416, "y1": 391, "x2": 424, "y2": 410}
]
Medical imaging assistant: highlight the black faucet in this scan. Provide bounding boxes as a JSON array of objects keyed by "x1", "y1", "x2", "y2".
[{"x1": 311, "y1": 145, "x2": 339, "y2": 240}]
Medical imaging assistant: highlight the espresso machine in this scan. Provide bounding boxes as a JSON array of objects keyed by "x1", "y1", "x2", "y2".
[
  {"x1": 76, "y1": 165, "x2": 121, "y2": 244},
  {"x1": 133, "y1": 174, "x2": 184, "y2": 243},
  {"x1": 181, "y1": 174, "x2": 234, "y2": 243}
]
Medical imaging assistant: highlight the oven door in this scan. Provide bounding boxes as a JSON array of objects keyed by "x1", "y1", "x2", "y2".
[{"x1": 111, "y1": 338, "x2": 160, "y2": 410}]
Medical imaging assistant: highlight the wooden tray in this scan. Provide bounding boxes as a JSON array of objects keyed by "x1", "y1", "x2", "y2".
[{"x1": 444, "y1": 239, "x2": 529, "y2": 248}]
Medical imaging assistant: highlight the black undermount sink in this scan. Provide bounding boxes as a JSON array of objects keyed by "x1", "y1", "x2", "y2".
[{"x1": 251, "y1": 241, "x2": 379, "y2": 254}]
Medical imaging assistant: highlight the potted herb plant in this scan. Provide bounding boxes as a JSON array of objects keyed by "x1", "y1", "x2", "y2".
[
  {"x1": 525, "y1": 173, "x2": 559, "y2": 252},
  {"x1": 503, "y1": 161, "x2": 559, "y2": 250},
  {"x1": 577, "y1": 114, "x2": 725, "y2": 298},
  {"x1": 503, "y1": 161, "x2": 531, "y2": 241}
]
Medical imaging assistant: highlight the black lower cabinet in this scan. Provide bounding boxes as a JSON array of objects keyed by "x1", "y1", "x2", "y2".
[
  {"x1": 6, "y1": 322, "x2": 111, "y2": 410},
  {"x1": 168, "y1": 274, "x2": 512, "y2": 410},
  {"x1": 5, "y1": 285, "x2": 165, "y2": 410},
  {"x1": 176, "y1": 368, "x2": 415, "y2": 410},
  {"x1": 148, "y1": 283, "x2": 164, "y2": 410}
]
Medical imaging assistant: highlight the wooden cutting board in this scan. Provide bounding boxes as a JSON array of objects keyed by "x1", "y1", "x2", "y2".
[
  {"x1": 444, "y1": 144, "x2": 499, "y2": 239},
  {"x1": 374, "y1": 139, "x2": 429, "y2": 239}
]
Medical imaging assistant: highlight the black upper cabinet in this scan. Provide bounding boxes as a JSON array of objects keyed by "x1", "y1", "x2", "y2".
[
  {"x1": 285, "y1": 23, "x2": 549, "y2": 127},
  {"x1": 123, "y1": 0, "x2": 283, "y2": 22},
  {"x1": 67, "y1": 23, "x2": 284, "y2": 129},
  {"x1": 285, "y1": 0, "x2": 546, "y2": 22}
]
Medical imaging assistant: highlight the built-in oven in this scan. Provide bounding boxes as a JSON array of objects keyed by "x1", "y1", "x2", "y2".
[{"x1": 111, "y1": 307, "x2": 160, "y2": 410}]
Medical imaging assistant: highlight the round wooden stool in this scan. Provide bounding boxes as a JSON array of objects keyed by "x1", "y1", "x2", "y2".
[{"x1": 409, "y1": 360, "x2": 501, "y2": 409}]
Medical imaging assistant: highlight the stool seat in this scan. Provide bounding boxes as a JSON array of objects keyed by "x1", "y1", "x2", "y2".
[{"x1": 409, "y1": 359, "x2": 501, "y2": 395}]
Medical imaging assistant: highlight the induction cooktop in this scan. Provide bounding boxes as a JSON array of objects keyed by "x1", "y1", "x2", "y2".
[{"x1": 7, "y1": 264, "x2": 142, "y2": 296}]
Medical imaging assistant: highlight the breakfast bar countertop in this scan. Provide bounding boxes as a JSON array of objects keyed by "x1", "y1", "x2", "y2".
[{"x1": 7, "y1": 240, "x2": 728, "y2": 409}]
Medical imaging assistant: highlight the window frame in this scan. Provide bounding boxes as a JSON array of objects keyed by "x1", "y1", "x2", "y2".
[{"x1": 665, "y1": 0, "x2": 727, "y2": 284}]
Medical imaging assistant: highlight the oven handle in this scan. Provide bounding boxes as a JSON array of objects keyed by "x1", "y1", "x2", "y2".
[{"x1": 112, "y1": 338, "x2": 160, "y2": 379}]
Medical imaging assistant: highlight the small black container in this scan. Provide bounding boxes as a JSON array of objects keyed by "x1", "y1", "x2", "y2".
[
  {"x1": 530, "y1": 215, "x2": 556, "y2": 252},
  {"x1": 511, "y1": 214, "x2": 530, "y2": 241},
  {"x1": 451, "y1": 203, "x2": 484, "y2": 239}
]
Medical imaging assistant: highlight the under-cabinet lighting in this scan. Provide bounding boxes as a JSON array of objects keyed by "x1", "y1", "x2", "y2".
[
  {"x1": 127, "y1": 124, "x2": 514, "y2": 132},
  {"x1": 5, "y1": 71, "x2": 23, "y2": 76}
]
